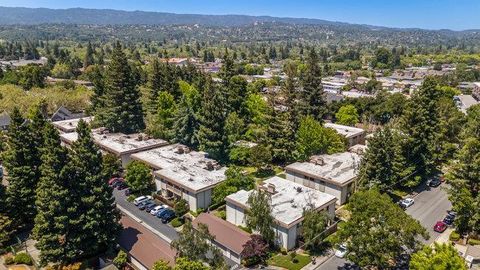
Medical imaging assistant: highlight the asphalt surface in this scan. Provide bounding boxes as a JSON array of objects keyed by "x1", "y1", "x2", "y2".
[
  {"x1": 113, "y1": 189, "x2": 179, "y2": 241},
  {"x1": 316, "y1": 182, "x2": 452, "y2": 270}
]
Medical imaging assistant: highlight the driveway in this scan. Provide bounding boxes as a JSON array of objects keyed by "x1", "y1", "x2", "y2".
[{"x1": 316, "y1": 183, "x2": 452, "y2": 269}]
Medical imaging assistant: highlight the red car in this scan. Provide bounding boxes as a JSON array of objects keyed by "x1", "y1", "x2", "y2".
[
  {"x1": 108, "y1": 177, "x2": 124, "y2": 186},
  {"x1": 434, "y1": 221, "x2": 447, "y2": 233}
]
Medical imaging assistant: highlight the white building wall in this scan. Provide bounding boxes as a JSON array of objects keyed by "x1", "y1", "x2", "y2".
[
  {"x1": 226, "y1": 202, "x2": 246, "y2": 226},
  {"x1": 273, "y1": 224, "x2": 297, "y2": 250},
  {"x1": 120, "y1": 154, "x2": 132, "y2": 168}
]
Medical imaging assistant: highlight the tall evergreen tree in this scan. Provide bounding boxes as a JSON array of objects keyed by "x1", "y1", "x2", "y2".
[
  {"x1": 0, "y1": 184, "x2": 14, "y2": 248},
  {"x1": 266, "y1": 95, "x2": 295, "y2": 163},
  {"x1": 174, "y1": 83, "x2": 201, "y2": 148},
  {"x1": 400, "y1": 77, "x2": 440, "y2": 185},
  {"x1": 97, "y1": 42, "x2": 145, "y2": 134},
  {"x1": 298, "y1": 48, "x2": 326, "y2": 121},
  {"x1": 225, "y1": 75, "x2": 248, "y2": 114},
  {"x1": 83, "y1": 42, "x2": 94, "y2": 69},
  {"x1": 33, "y1": 123, "x2": 70, "y2": 264},
  {"x1": 3, "y1": 108, "x2": 39, "y2": 227},
  {"x1": 65, "y1": 120, "x2": 121, "y2": 259},
  {"x1": 359, "y1": 127, "x2": 410, "y2": 190},
  {"x1": 197, "y1": 80, "x2": 228, "y2": 161},
  {"x1": 148, "y1": 59, "x2": 166, "y2": 113},
  {"x1": 219, "y1": 51, "x2": 235, "y2": 85}
]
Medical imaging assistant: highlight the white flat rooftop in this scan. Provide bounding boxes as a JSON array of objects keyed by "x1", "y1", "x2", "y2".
[
  {"x1": 454, "y1": 95, "x2": 479, "y2": 114},
  {"x1": 226, "y1": 177, "x2": 336, "y2": 227},
  {"x1": 131, "y1": 144, "x2": 209, "y2": 170},
  {"x1": 324, "y1": 123, "x2": 365, "y2": 138},
  {"x1": 60, "y1": 129, "x2": 169, "y2": 155},
  {"x1": 285, "y1": 152, "x2": 361, "y2": 186},
  {"x1": 52, "y1": 117, "x2": 93, "y2": 133},
  {"x1": 155, "y1": 163, "x2": 226, "y2": 193}
]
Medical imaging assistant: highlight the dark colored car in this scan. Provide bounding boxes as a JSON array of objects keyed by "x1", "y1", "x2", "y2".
[
  {"x1": 443, "y1": 216, "x2": 454, "y2": 225},
  {"x1": 155, "y1": 208, "x2": 171, "y2": 219},
  {"x1": 428, "y1": 178, "x2": 441, "y2": 187},
  {"x1": 434, "y1": 221, "x2": 447, "y2": 233},
  {"x1": 137, "y1": 201, "x2": 149, "y2": 209},
  {"x1": 160, "y1": 209, "x2": 176, "y2": 223},
  {"x1": 116, "y1": 182, "x2": 128, "y2": 190},
  {"x1": 144, "y1": 202, "x2": 157, "y2": 212},
  {"x1": 124, "y1": 188, "x2": 131, "y2": 196}
]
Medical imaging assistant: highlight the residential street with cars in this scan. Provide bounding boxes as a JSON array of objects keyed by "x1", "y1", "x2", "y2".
[{"x1": 316, "y1": 181, "x2": 452, "y2": 269}]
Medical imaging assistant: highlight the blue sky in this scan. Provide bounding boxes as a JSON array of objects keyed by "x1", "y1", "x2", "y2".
[{"x1": 0, "y1": 0, "x2": 478, "y2": 30}]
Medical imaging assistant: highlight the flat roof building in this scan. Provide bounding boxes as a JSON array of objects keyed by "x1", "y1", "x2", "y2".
[
  {"x1": 60, "y1": 129, "x2": 169, "y2": 167},
  {"x1": 454, "y1": 95, "x2": 479, "y2": 114},
  {"x1": 52, "y1": 117, "x2": 93, "y2": 133},
  {"x1": 324, "y1": 122, "x2": 366, "y2": 147},
  {"x1": 285, "y1": 152, "x2": 361, "y2": 205},
  {"x1": 226, "y1": 177, "x2": 336, "y2": 250},
  {"x1": 131, "y1": 144, "x2": 227, "y2": 211}
]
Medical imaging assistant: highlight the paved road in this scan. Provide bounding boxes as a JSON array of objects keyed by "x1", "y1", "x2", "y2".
[
  {"x1": 316, "y1": 183, "x2": 452, "y2": 270},
  {"x1": 113, "y1": 189, "x2": 179, "y2": 241}
]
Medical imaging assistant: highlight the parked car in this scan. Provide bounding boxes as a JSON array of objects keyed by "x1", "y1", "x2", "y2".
[
  {"x1": 155, "y1": 208, "x2": 171, "y2": 218},
  {"x1": 124, "y1": 188, "x2": 131, "y2": 196},
  {"x1": 427, "y1": 178, "x2": 441, "y2": 187},
  {"x1": 150, "y1": 205, "x2": 169, "y2": 215},
  {"x1": 433, "y1": 221, "x2": 447, "y2": 233},
  {"x1": 160, "y1": 209, "x2": 176, "y2": 223},
  {"x1": 116, "y1": 182, "x2": 128, "y2": 190},
  {"x1": 443, "y1": 215, "x2": 454, "y2": 226},
  {"x1": 138, "y1": 201, "x2": 151, "y2": 210},
  {"x1": 133, "y1": 195, "x2": 152, "y2": 206},
  {"x1": 109, "y1": 177, "x2": 124, "y2": 186},
  {"x1": 143, "y1": 202, "x2": 157, "y2": 212},
  {"x1": 335, "y1": 244, "x2": 348, "y2": 258},
  {"x1": 447, "y1": 211, "x2": 457, "y2": 218},
  {"x1": 400, "y1": 198, "x2": 415, "y2": 208}
]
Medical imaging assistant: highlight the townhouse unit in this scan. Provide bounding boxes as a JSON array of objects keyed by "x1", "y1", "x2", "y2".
[
  {"x1": 324, "y1": 122, "x2": 366, "y2": 147},
  {"x1": 60, "y1": 128, "x2": 169, "y2": 167},
  {"x1": 285, "y1": 152, "x2": 361, "y2": 205},
  {"x1": 131, "y1": 144, "x2": 227, "y2": 211},
  {"x1": 192, "y1": 213, "x2": 251, "y2": 264},
  {"x1": 226, "y1": 176, "x2": 336, "y2": 250}
]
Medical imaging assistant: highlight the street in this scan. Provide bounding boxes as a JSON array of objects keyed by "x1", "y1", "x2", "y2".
[{"x1": 316, "y1": 183, "x2": 452, "y2": 269}]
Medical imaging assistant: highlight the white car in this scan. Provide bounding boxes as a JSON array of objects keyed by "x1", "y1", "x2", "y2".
[
  {"x1": 335, "y1": 244, "x2": 347, "y2": 258},
  {"x1": 150, "y1": 205, "x2": 168, "y2": 215},
  {"x1": 133, "y1": 195, "x2": 152, "y2": 206},
  {"x1": 400, "y1": 198, "x2": 415, "y2": 208}
]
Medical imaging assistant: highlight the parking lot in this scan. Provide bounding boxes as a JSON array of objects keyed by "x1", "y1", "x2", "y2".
[{"x1": 112, "y1": 189, "x2": 179, "y2": 242}]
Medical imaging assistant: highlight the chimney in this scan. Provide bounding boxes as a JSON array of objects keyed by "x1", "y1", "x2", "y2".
[{"x1": 205, "y1": 161, "x2": 214, "y2": 171}]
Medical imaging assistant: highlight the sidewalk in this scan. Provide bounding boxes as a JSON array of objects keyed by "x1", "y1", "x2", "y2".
[{"x1": 302, "y1": 250, "x2": 334, "y2": 270}]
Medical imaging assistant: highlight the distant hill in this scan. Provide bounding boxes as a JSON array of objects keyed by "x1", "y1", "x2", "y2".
[{"x1": 0, "y1": 6, "x2": 394, "y2": 29}]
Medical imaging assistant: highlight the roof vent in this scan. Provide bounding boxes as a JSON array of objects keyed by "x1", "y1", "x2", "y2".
[
  {"x1": 175, "y1": 146, "x2": 185, "y2": 154},
  {"x1": 266, "y1": 183, "x2": 276, "y2": 194},
  {"x1": 188, "y1": 178, "x2": 194, "y2": 182},
  {"x1": 205, "y1": 161, "x2": 214, "y2": 171},
  {"x1": 136, "y1": 135, "x2": 143, "y2": 141},
  {"x1": 310, "y1": 156, "x2": 325, "y2": 166},
  {"x1": 296, "y1": 187, "x2": 303, "y2": 193}
]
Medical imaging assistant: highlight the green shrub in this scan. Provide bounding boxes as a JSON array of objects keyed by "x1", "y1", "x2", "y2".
[
  {"x1": 113, "y1": 250, "x2": 128, "y2": 268},
  {"x1": 174, "y1": 199, "x2": 189, "y2": 216},
  {"x1": 127, "y1": 195, "x2": 136, "y2": 202},
  {"x1": 214, "y1": 210, "x2": 226, "y2": 220},
  {"x1": 171, "y1": 218, "x2": 184, "y2": 228},
  {"x1": 14, "y1": 253, "x2": 33, "y2": 265},
  {"x1": 289, "y1": 251, "x2": 297, "y2": 262},
  {"x1": 280, "y1": 248, "x2": 288, "y2": 255},
  {"x1": 468, "y1": 238, "x2": 480, "y2": 245},
  {"x1": 4, "y1": 255, "x2": 14, "y2": 265},
  {"x1": 449, "y1": 231, "x2": 460, "y2": 241},
  {"x1": 238, "y1": 225, "x2": 252, "y2": 233}
]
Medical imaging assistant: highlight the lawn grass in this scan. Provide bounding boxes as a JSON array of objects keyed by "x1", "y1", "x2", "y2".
[{"x1": 268, "y1": 253, "x2": 311, "y2": 270}]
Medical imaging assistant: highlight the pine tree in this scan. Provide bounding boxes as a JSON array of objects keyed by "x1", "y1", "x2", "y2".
[
  {"x1": 97, "y1": 42, "x2": 145, "y2": 134},
  {"x1": 0, "y1": 184, "x2": 14, "y2": 248},
  {"x1": 65, "y1": 120, "x2": 121, "y2": 259},
  {"x1": 359, "y1": 127, "x2": 410, "y2": 190},
  {"x1": 219, "y1": 50, "x2": 235, "y2": 85},
  {"x1": 83, "y1": 42, "x2": 94, "y2": 69},
  {"x1": 266, "y1": 96, "x2": 295, "y2": 163},
  {"x1": 173, "y1": 84, "x2": 201, "y2": 148},
  {"x1": 197, "y1": 80, "x2": 228, "y2": 161},
  {"x1": 33, "y1": 123, "x2": 70, "y2": 264},
  {"x1": 298, "y1": 48, "x2": 326, "y2": 121},
  {"x1": 3, "y1": 108, "x2": 39, "y2": 227},
  {"x1": 225, "y1": 75, "x2": 248, "y2": 114},
  {"x1": 400, "y1": 77, "x2": 440, "y2": 184},
  {"x1": 148, "y1": 59, "x2": 166, "y2": 114}
]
